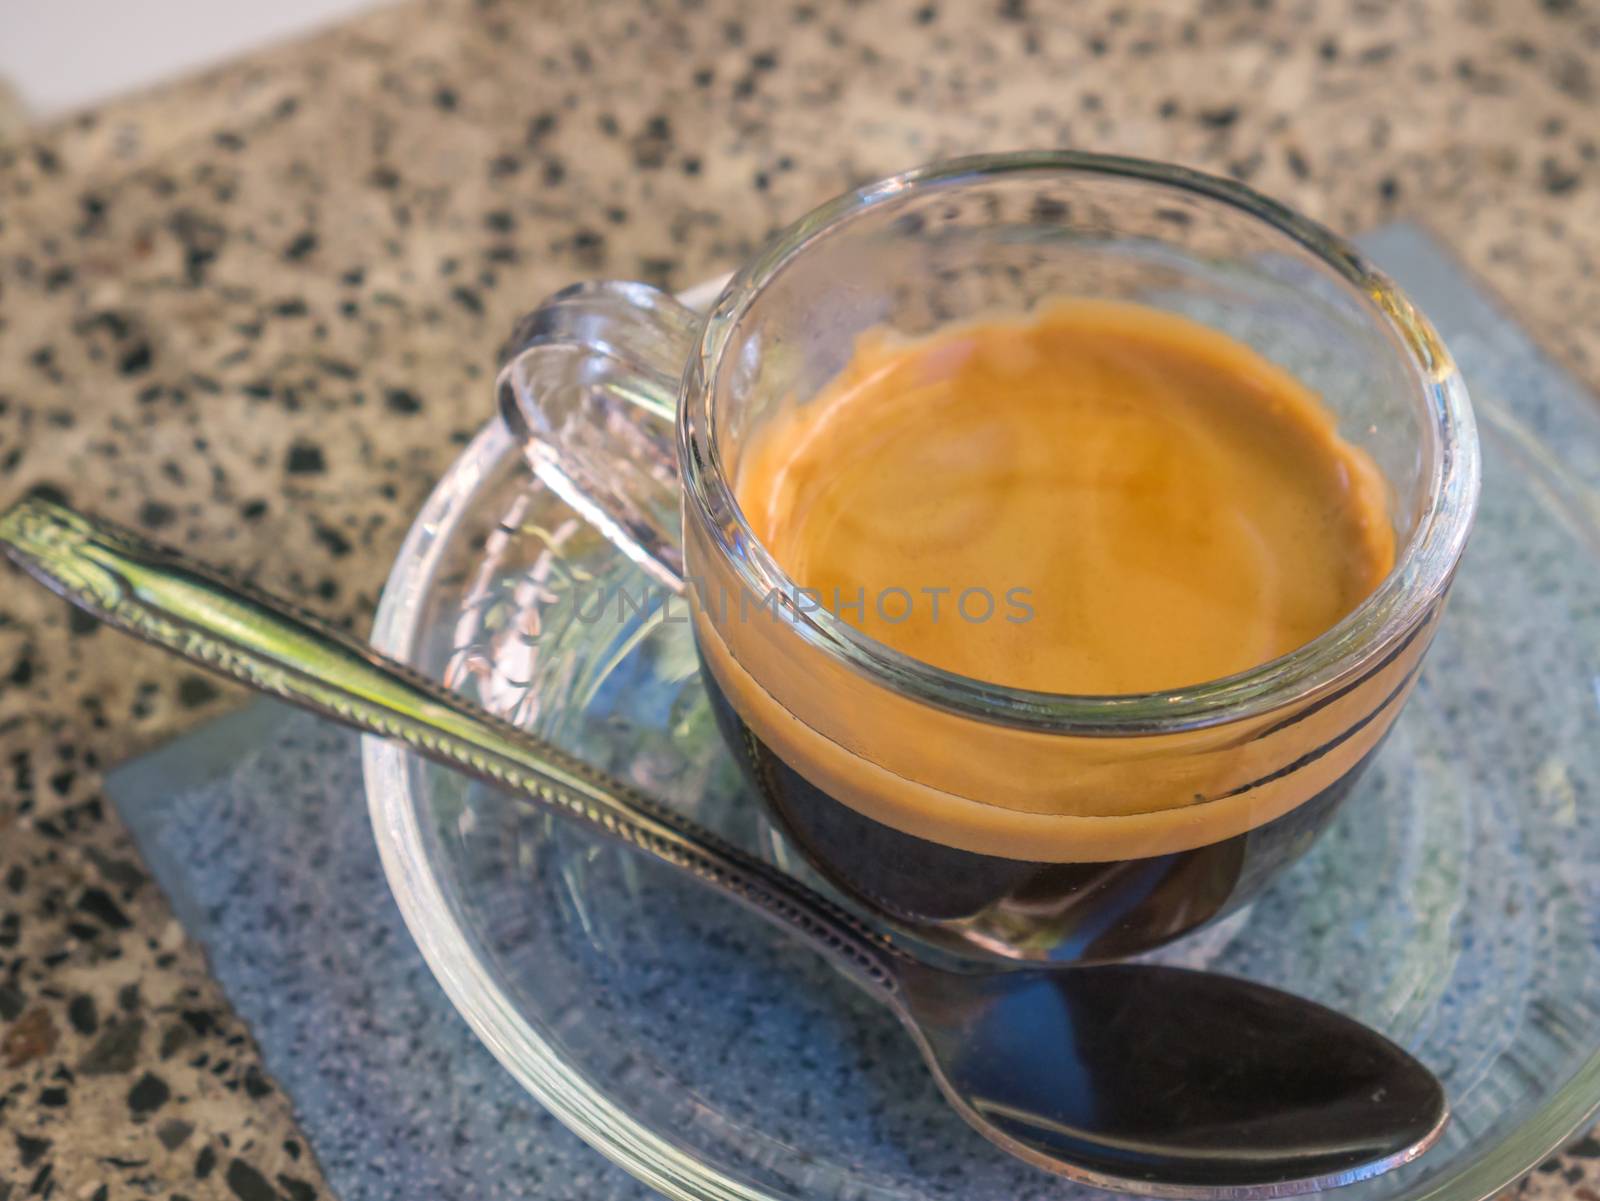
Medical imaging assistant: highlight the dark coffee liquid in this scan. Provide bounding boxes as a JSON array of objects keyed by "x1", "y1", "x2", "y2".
[{"x1": 702, "y1": 648, "x2": 1373, "y2": 962}]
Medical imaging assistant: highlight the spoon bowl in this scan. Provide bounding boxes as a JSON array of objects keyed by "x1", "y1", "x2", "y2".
[{"x1": 894, "y1": 958, "x2": 1445, "y2": 1196}]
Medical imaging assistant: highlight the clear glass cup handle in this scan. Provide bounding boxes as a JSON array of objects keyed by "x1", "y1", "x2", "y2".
[{"x1": 496, "y1": 280, "x2": 698, "y2": 592}]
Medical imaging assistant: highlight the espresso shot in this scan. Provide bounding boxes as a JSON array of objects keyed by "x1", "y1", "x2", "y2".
[{"x1": 698, "y1": 298, "x2": 1408, "y2": 962}]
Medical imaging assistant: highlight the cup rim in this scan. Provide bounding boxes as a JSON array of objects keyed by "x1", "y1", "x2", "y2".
[{"x1": 679, "y1": 150, "x2": 1481, "y2": 735}]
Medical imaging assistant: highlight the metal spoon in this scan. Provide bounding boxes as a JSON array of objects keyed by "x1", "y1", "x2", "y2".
[{"x1": 0, "y1": 496, "x2": 1448, "y2": 1198}]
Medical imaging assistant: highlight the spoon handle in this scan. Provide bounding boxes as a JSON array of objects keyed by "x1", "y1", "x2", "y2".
[{"x1": 0, "y1": 495, "x2": 904, "y2": 995}]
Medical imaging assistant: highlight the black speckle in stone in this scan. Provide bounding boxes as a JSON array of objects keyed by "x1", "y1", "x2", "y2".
[
  {"x1": 118, "y1": 340, "x2": 153, "y2": 375},
  {"x1": 241, "y1": 499, "x2": 269, "y2": 521},
  {"x1": 170, "y1": 210, "x2": 225, "y2": 286},
  {"x1": 138, "y1": 500, "x2": 176, "y2": 529},
  {"x1": 1379, "y1": 175, "x2": 1400, "y2": 201},
  {"x1": 283, "y1": 231, "x2": 319, "y2": 262},
  {"x1": 1198, "y1": 105, "x2": 1239, "y2": 129},
  {"x1": 79, "y1": 1017, "x2": 144, "y2": 1075},
  {"x1": 195, "y1": 1145, "x2": 218, "y2": 1180},
  {"x1": 542, "y1": 158, "x2": 566, "y2": 186},
  {"x1": 1286, "y1": 147, "x2": 1310, "y2": 179},
  {"x1": 638, "y1": 257, "x2": 679, "y2": 287},
  {"x1": 572, "y1": 228, "x2": 606, "y2": 267},
  {"x1": 1553, "y1": 55, "x2": 1592, "y2": 101},
  {"x1": 368, "y1": 164, "x2": 401, "y2": 188},
  {"x1": 26, "y1": 1164, "x2": 51, "y2": 1197},
  {"x1": 15, "y1": 1134, "x2": 50, "y2": 1167},
  {"x1": 225, "y1": 1158, "x2": 280, "y2": 1201},
  {"x1": 285, "y1": 442, "x2": 326, "y2": 475},
  {"x1": 28, "y1": 482, "x2": 70, "y2": 506},
  {"x1": 450, "y1": 286, "x2": 483, "y2": 314},
  {"x1": 215, "y1": 130, "x2": 245, "y2": 151},
  {"x1": 1541, "y1": 157, "x2": 1581, "y2": 194},
  {"x1": 997, "y1": 0, "x2": 1025, "y2": 19},
  {"x1": 67, "y1": 994, "x2": 97, "y2": 1036},
  {"x1": 273, "y1": 298, "x2": 308, "y2": 317},
  {"x1": 5, "y1": 865, "x2": 24, "y2": 893},
  {"x1": 630, "y1": 114, "x2": 673, "y2": 169},
  {"x1": 914, "y1": 4, "x2": 937, "y2": 22},
  {"x1": 751, "y1": 50, "x2": 778, "y2": 70},
  {"x1": 128, "y1": 1071, "x2": 170, "y2": 1114},
  {"x1": 28, "y1": 345, "x2": 56, "y2": 378},
  {"x1": 38, "y1": 1087, "x2": 68, "y2": 1107},
  {"x1": 526, "y1": 111, "x2": 557, "y2": 146},
  {"x1": 1228, "y1": 152, "x2": 1261, "y2": 181},
  {"x1": 78, "y1": 192, "x2": 107, "y2": 235},
  {"x1": 8, "y1": 653, "x2": 34, "y2": 687},
  {"x1": 484, "y1": 209, "x2": 515, "y2": 233},
  {"x1": 77, "y1": 887, "x2": 130, "y2": 930},
  {"x1": 384, "y1": 388, "x2": 422, "y2": 415},
  {"x1": 692, "y1": 66, "x2": 714, "y2": 87},
  {"x1": 1030, "y1": 195, "x2": 1069, "y2": 223},
  {"x1": 242, "y1": 1065, "x2": 273, "y2": 1098},
  {"x1": 157, "y1": 1118, "x2": 195, "y2": 1150},
  {"x1": 489, "y1": 154, "x2": 521, "y2": 178},
  {"x1": 178, "y1": 675, "x2": 221, "y2": 708},
  {"x1": 159, "y1": 1022, "x2": 193, "y2": 1059},
  {"x1": 278, "y1": 1175, "x2": 315, "y2": 1201},
  {"x1": 434, "y1": 86, "x2": 458, "y2": 110},
  {"x1": 1571, "y1": 1134, "x2": 1600, "y2": 1157},
  {"x1": 313, "y1": 524, "x2": 352, "y2": 558}
]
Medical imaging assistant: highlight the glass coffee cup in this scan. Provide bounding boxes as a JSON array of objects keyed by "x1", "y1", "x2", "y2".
[{"x1": 498, "y1": 151, "x2": 1480, "y2": 965}]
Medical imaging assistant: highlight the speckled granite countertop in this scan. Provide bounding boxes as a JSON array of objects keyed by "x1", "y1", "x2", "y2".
[{"x1": 3, "y1": 0, "x2": 1600, "y2": 1196}]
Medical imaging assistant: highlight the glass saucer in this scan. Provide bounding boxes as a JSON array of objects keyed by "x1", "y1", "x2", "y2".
[{"x1": 363, "y1": 235, "x2": 1600, "y2": 1201}]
